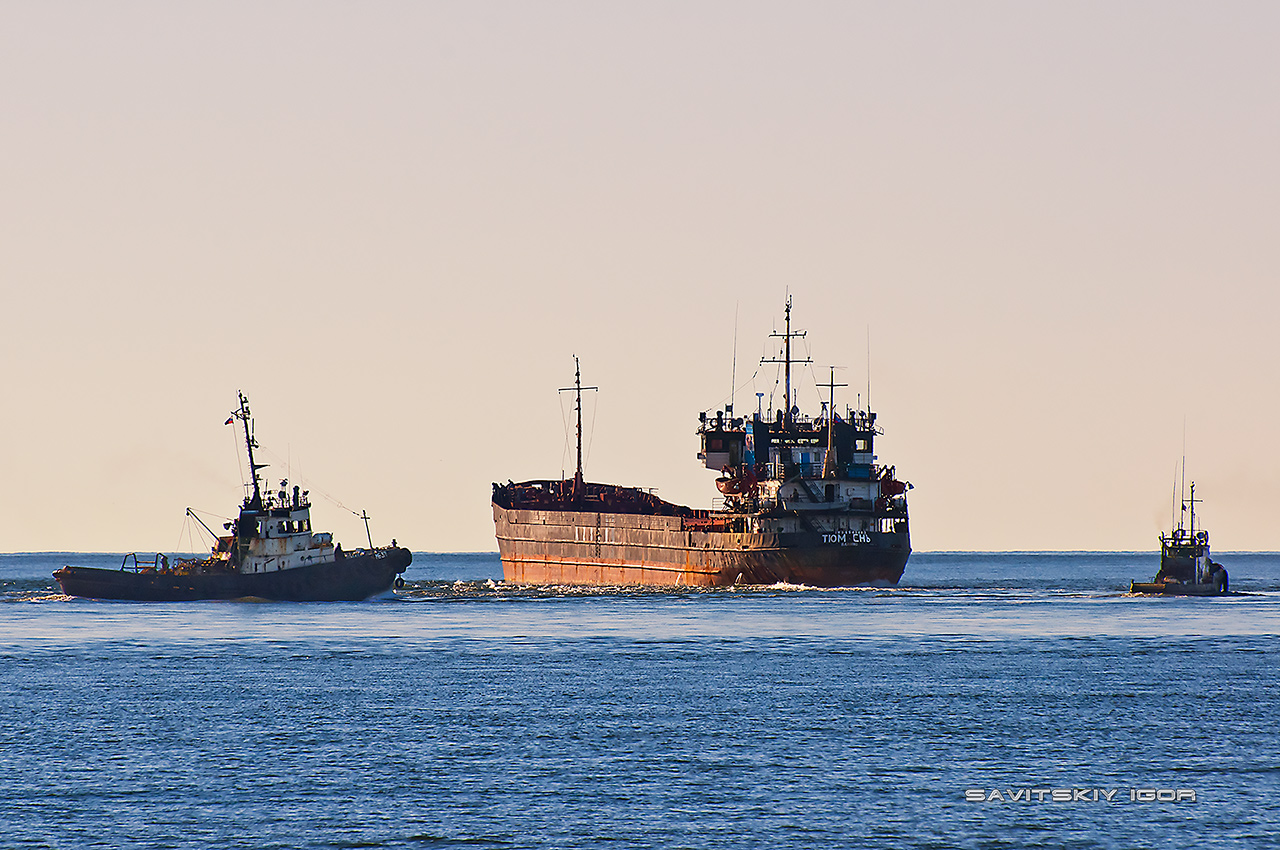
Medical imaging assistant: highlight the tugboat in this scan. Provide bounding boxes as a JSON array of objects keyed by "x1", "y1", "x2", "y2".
[
  {"x1": 492, "y1": 297, "x2": 912, "y2": 586},
  {"x1": 1130, "y1": 482, "x2": 1231, "y2": 596},
  {"x1": 54, "y1": 392, "x2": 411, "y2": 601}
]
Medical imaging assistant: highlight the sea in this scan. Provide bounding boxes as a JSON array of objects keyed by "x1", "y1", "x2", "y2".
[{"x1": 3, "y1": 551, "x2": 1279, "y2": 850}]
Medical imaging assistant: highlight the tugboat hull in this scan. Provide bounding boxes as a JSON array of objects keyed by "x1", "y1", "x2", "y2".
[
  {"x1": 1131, "y1": 480, "x2": 1232, "y2": 597},
  {"x1": 1128, "y1": 582, "x2": 1232, "y2": 597},
  {"x1": 54, "y1": 548, "x2": 412, "y2": 602},
  {"x1": 494, "y1": 505, "x2": 908, "y2": 587}
]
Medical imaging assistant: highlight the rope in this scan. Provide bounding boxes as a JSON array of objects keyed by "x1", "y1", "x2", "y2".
[
  {"x1": 174, "y1": 514, "x2": 187, "y2": 561},
  {"x1": 230, "y1": 425, "x2": 247, "y2": 498},
  {"x1": 702, "y1": 367, "x2": 762, "y2": 418},
  {"x1": 254, "y1": 443, "x2": 364, "y2": 519},
  {"x1": 559, "y1": 392, "x2": 572, "y2": 479},
  {"x1": 585, "y1": 391, "x2": 598, "y2": 472}
]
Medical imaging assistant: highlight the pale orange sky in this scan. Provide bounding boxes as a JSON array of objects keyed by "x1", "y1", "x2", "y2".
[{"x1": 2, "y1": 1, "x2": 1277, "y2": 552}]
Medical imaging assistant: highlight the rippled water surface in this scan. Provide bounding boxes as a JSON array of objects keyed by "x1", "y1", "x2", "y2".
[{"x1": 4, "y1": 552, "x2": 1279, "y2": 849}]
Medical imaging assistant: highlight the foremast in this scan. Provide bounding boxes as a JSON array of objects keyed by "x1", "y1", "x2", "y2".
[
  {"x1": 231, "y1": 390, "x2": 265, "y2": 510},
  {"x1": 558, "y1": 357, "x2": 598, "y2": 498}
]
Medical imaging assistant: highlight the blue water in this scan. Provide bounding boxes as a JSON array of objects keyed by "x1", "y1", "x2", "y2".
[{"x1": 3, "y1": 552, "x2": 1279, "y2": 849}]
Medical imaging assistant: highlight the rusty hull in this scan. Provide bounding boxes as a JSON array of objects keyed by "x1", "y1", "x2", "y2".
[{"x1": 493, "y1": 504, "x2": 909, "y2": 588}]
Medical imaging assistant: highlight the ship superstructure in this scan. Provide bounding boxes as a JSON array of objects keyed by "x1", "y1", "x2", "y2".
[
  {"x1": 212, "y1": 392, "x2": 344, "y2": 577},
  {"x1": 698, "y1": 392, "x2": 910, "y2": 556}
]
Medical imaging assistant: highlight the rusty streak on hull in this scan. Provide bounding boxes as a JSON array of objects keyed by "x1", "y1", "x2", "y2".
[{"x1": 494, "y1": 504, "x2": 908, "y2": 588}]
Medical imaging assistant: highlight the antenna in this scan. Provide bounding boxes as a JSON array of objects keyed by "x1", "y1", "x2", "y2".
[
  {"x1": 728, "y1": 302, "x2": 739, "y2": 415},
  {"x1": 866, "y1": 324, "x2": 872, "y2": 412},
  {"x1": 558, "y1": 356, "x2": 599, "y2": 493},
  {"x1": 1179, "y1": 420, "x2": 1187, "y2": 531}
]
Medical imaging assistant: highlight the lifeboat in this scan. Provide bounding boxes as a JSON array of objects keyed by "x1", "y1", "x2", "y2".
[
  {"x1": 879, "y1": 465, "x2": 908, "y2": 496},
  {"x1": 716, "y1": 468, "x2": 757, "y2": 495}
]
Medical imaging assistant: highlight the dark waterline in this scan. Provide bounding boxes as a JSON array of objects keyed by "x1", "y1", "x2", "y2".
[{"x1": 3, "y1": 552, "x2": 1278, "y2": 849}]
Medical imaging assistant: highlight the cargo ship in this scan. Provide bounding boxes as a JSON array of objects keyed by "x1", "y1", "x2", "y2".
[
  {"x1": 1130, "y1": 482, "x2": 1231, "y2": 596},
  {"x1": 492, "y1": 298, "x2": 912, "y2": 587},
  {"x1": 54, "y1": 392, "x2": 411, "y2": 601}
]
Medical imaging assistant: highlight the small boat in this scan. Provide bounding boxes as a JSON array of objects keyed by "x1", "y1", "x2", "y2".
[
  {"x1": 1130, "y1": 482, "x2": 1232, "y2": 596},
  {"x1": 54, "y1": 392, "x2": 411, "y2": 601}
]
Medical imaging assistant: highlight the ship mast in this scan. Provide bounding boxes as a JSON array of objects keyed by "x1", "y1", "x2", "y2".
[
  {"x1": 559, "y1": 357, "x2": 598, "y2": 494},
  {"x1": 763, "y1": 296, "x2": 810, "y2": 429},
  {"x1": 819, "y1": 367, "x2": 846, "y2": 478},
  {"x1": 1187, "y1": 481, "x2": 1204, "y2": 581},
  {"x1": 233, "y1": 391, "x2": 264, "y2": 510},
  {"x1": 1188, "y1": 482, "x2": 1199, "y2": 539}
]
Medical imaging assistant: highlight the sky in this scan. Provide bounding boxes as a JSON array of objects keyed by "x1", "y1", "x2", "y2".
[{"x1": 2, "y1": 1, "x2": 1277, "y2": 553}]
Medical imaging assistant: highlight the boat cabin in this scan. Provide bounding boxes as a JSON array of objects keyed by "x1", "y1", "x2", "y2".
[{"x1": 229, "y1": 482, "x2": 337, "y2": 574}]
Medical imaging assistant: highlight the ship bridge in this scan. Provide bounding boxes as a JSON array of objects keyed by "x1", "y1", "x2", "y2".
[{"x1": 232, "y1": 481, "x2": 337, "y2": 575}]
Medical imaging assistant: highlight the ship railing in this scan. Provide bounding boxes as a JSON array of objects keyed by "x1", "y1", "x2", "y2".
[
  {"x1": 766, "y1": 461, "x2": 834, "y2": 480},
  {"x1": 712, "y1": 494, "x2": 765, "y2": 514},
  {"x1": 120, "y1": 553, "x2": 164, "y2": 573},
  {"x1": 766, "y1": 461, "x2": 878, "y2": 481},
  {"x1": 684, "y1": 515, "x2": 742, "y2": 532}
]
